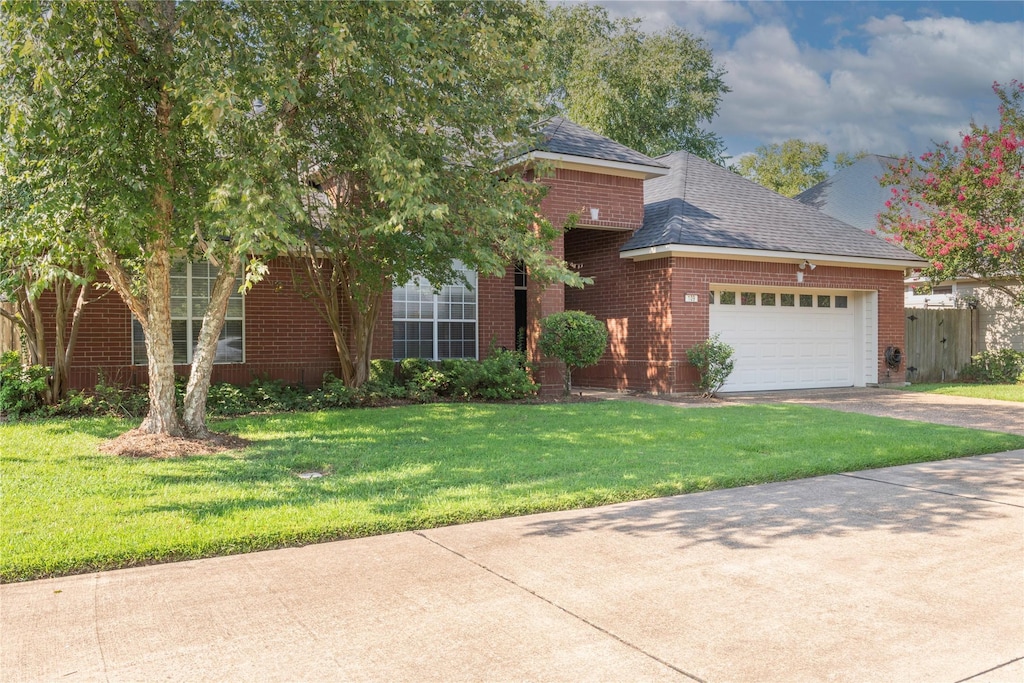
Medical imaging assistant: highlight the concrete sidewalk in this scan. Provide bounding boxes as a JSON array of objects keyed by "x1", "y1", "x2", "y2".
[{"x1": 3, "y1": 452, "x2": 1023, "y2": 682}]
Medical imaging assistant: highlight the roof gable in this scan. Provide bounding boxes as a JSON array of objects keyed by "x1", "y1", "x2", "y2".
[
  {"x1": 622, "y1": 151, "x2": 924, "y2": 264},
  {"x1": 534, "y1": 117, "x2": 668, "y2": 170}
]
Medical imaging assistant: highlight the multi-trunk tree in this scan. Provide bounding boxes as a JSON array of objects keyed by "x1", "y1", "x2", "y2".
[
  {"x1": 2, "y1": 0, "x2": 587, "y2": 433},
  {"x1": 2, "y1": 0, "x2": 322, "y2": 436},
  {"x1": 0, "y1": 175, "x2": 95, "y2": 404},
  {"x1": 879, "y1": 81, "x2": 1023, "y2": 306}
]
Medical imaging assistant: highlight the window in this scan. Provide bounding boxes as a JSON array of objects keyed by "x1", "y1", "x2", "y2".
[
  {"x1": 740, "y1": 292, "x2": 756, "y2": 305},
  {"x1": 818, "y1": 295, "x2": 831, "y2": 308},
  {"x1": 719, "y1": 291, "x2": 736, "y2": 305},
  {"x1": 761, "y1": 293, "x2": 776, "y2": 306},
  {"x1": 513, "y1": 261, "x2": 527, "y2": 290},
  {"x1": 835, "y1": 295, "x2": 848, "y2": 309},
  {"x1": 132, "y1": 261, "x2": 244, "y2": 365},
  {"x1": 709, "y1": 290, "x2": 715, "y2": 304},
  {"x1": 780, "y1": 293, "x2": 795, "y2": 307},
  {"x1": 799, "y1": 294, "x2": 813, "y2": 307},
  {"x1": 393, "y1": 262, "x2": 477, "y2": 360}
]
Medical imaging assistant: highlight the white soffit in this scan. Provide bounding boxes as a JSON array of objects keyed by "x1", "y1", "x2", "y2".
[{"x1": 620, "y1": 244, "x2": 922, "y2": 271}]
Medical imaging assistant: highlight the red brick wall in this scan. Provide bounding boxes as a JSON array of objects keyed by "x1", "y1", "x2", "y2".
[
  {"x1": 535, "y1": 168, "x2": 645, "y2": 230},
  {"x1": 55, "y1": 259, "x2": 341, "y2": 390},
  {"x1": 565, "y1": 229, "x2": 676, "y2": 391},
  {"x1": 477, "y1": 271, "x2": 517, "y2": 354}
]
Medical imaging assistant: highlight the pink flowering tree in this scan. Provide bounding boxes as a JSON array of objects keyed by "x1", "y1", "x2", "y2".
[{"x1": 879, "y1": 81, "x2": 1023, "y2": 307}]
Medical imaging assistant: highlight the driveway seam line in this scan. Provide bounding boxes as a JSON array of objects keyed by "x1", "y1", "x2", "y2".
[
  {"x1": 413, "y1": 531, "x2": 705, "y2": 683},
  {"x1": 954, "y1": 655, "x2": 1024, "y2": 682},
  {"x1": 837, "y1": 473, "x2": 1024, "y2": 509}
]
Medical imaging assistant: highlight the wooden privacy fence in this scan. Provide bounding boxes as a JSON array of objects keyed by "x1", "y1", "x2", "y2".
[
  {"x1": 0, "y1": 303, "x2": 19, "y2": 355},
  {"x1": 904, "y1": 307, "x2": 976, "y2": 383}
]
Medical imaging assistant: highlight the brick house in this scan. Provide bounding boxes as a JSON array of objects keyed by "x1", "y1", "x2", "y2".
[{"x1": 30, "y1": 118, "x2": 924, "y2": 395}]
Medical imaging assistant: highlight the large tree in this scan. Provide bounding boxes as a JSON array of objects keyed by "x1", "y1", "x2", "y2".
[
  {"x1": 879, "y1": 81, "x2": 1023, "y2": 306},
  {"x1": 539, "y1": 3, "x2": 729, "y2": 161},
  {"x1": 293, "y1": 2, "x2": 583, "y2": 387},
  {"x1": 1, "y1": 1, "x2": 317, "y2": 436},
  {"x1": 734, "y1": 139, "x2": 830, "y2": 197}
]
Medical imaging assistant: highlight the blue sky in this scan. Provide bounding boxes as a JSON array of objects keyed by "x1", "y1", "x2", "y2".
[{"x1": 590, "y1": 1, "x2": 1024, "y2": 163}]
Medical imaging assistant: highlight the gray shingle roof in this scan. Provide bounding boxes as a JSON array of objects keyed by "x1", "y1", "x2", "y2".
[
  {"x1": 534, "y1": 117, "x2": 668, "y2": 169},
  {"x1": 622, "y1": 151, "x2": 924, "y2": 263},
  {"x1": 794, "y1": 155, "x2": 901, "y2": 232}
]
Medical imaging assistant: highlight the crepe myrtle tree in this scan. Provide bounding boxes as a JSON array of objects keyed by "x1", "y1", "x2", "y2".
[
  {"x1": 879, "y1": 81, "x2": 1024, "y2": 307},
  {"x1": 538, "y1": 310, "x2": 608, "y2": 395},
  {"x1": 1, "y1": 1, "x2": 340, "y2": 436},
  {"x1": 0, "y1": 173, "x2": 96, "y2": 405}
]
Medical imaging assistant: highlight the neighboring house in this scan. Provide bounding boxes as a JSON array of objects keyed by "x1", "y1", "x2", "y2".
[
  {"x1": 796, "y1": 155, "x2": 1023, "y2": 352},
  {"x1": 34, "y1": 119, "x2": 924, "y2": 395}
]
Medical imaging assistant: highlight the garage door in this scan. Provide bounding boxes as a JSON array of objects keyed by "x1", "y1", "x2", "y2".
[{"x1": 709, "y1": 289, "x2": 855, "y2": 392}]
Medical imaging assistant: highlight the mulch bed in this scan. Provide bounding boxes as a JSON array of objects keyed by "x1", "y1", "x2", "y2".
[{"x1": 98, "y1": 430, "x2": 251, "y2": 459}]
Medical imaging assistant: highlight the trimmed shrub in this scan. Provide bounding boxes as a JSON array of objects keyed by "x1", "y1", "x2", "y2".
[
  {"x1": 0, "y1": 351, "x2": 49, "y2": 418},
  {"x1": 537, "y1": 311, "x2": 608, "y2": 394},
  {"x1": 686, "y1": 335, "x2": 736, "y2": 398},
  {"x1": 958, "y1": 349, "x2": 1024, "y2": 384}
]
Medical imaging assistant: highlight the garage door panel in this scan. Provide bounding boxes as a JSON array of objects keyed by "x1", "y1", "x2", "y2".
[{"x1": 710, "y1": 288, "x2": 858, "y2": 392}]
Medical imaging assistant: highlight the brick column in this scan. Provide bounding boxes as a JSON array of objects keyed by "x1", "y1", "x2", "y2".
[{"x1": 526, "y1": 233, "x2": 566, "y2": 397}]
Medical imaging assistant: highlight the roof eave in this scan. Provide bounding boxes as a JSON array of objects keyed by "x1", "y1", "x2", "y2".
[
  {"x1": 504, "y1": 150, "x2": 670, "y2": 180},
  {"x1": 619, "y1": 243, "x2": 925, "y2": 271}
]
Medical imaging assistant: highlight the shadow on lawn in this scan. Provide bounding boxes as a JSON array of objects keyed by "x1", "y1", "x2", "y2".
[{"x1": 519, "y1": 455, "x2": 1023, "y2": 551}]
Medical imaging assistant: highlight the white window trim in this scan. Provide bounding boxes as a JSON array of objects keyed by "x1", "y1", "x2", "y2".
[{"x1": 132, "y1": 261, "x2": 244, "y2": 365}]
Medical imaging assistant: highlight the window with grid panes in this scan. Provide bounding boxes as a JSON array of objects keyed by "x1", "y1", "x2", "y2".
[
  {"x1": 132, "y1": 261, "x2": 244, "y2": 365},
  {"x1": 392, "y1": 262, "x2": 477, "y2": 360}
]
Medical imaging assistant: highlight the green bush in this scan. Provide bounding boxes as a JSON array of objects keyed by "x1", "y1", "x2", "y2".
[
  {"x1": 0, "y1": 351, "x2": 49, "y2": 418},
  {"x1": 370, "y1": 359, "x2": 397, "y2": 386},
  {"x1": 474, "y1": 348, "x2": 537, "y2": 400},
  {"x1": 958, "y1": 349, "x2": 1024, "y2": 384},
  {"x1": 92, "y1": 373, "x2": 150, "y2": 418},
  {"x1": 314, "y1": 374, "x2": 355, "y2": 409},
  {"x1": 537, "y1": 311, "x2": 608, "y2": 394},
  {"x1": 686, "y1": 335, "x2": 736, "y2": 398}
]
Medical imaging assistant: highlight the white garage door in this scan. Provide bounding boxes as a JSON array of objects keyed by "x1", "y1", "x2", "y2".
[{"x1": 709, "y1": 289, "x2": 856, "y2": 392}]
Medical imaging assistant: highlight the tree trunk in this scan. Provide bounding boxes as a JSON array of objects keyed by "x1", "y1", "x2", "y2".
[
  {"x1": 348, "y1": 289, "x2": 380, "y2": 388},
  {"x1": 138, "y1": 245, "x2": 183, "y2": 436},
  {"x1": 138, "y1": 5, "x2": 183, "y2": 437},
  {"x1": 182, "y1": 253, "x2": 241, "y2": 437}
]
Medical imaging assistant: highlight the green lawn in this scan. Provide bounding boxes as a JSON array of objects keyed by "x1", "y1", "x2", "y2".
[
  {"x1": 3, "y1": 402, "x2": 1022, "y2": 582},
  {"x1": 900, "y1": 383, "x2": 1024, "y2": 402}
]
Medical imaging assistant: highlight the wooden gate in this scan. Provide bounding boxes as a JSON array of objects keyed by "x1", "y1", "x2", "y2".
[{"x1": 904, "y1": 308, "x2": 976, "y2": 383}]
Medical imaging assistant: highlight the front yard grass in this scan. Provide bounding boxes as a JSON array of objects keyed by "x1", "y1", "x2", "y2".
[
  {"x1": 3, "y1": 401, "x2": 1022, "y2": 582},
  {"x1": 900, "y1": 383, "x2": 1024, "y2": 402}
]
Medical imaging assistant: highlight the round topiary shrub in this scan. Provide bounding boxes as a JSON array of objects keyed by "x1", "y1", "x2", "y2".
[{"x1": 537, "y1": 311, "x2": 608, "y2": 395}]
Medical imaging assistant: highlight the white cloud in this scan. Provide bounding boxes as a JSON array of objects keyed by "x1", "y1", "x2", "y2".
[{"x1": 714, "y1": 13, "x2": 1024, "y2": 158}]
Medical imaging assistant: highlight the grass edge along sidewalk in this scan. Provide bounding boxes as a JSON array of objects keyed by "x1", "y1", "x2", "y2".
[{"x1": 3, "y1": 401, "x2": 1022, "y2": 582}]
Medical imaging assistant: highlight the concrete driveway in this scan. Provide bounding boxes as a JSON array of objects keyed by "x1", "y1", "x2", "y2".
[
  {"x1": 719, "y1": 387, "x2": 1024, "y2": 435},
  {"x1": 3, "y1": 451, "x2": 1022, "y2": 682}
]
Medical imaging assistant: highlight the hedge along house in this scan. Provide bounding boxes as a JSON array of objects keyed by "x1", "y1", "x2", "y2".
[{"x1": 17, "y1": 118, "x2": 924, "y2": 395}]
